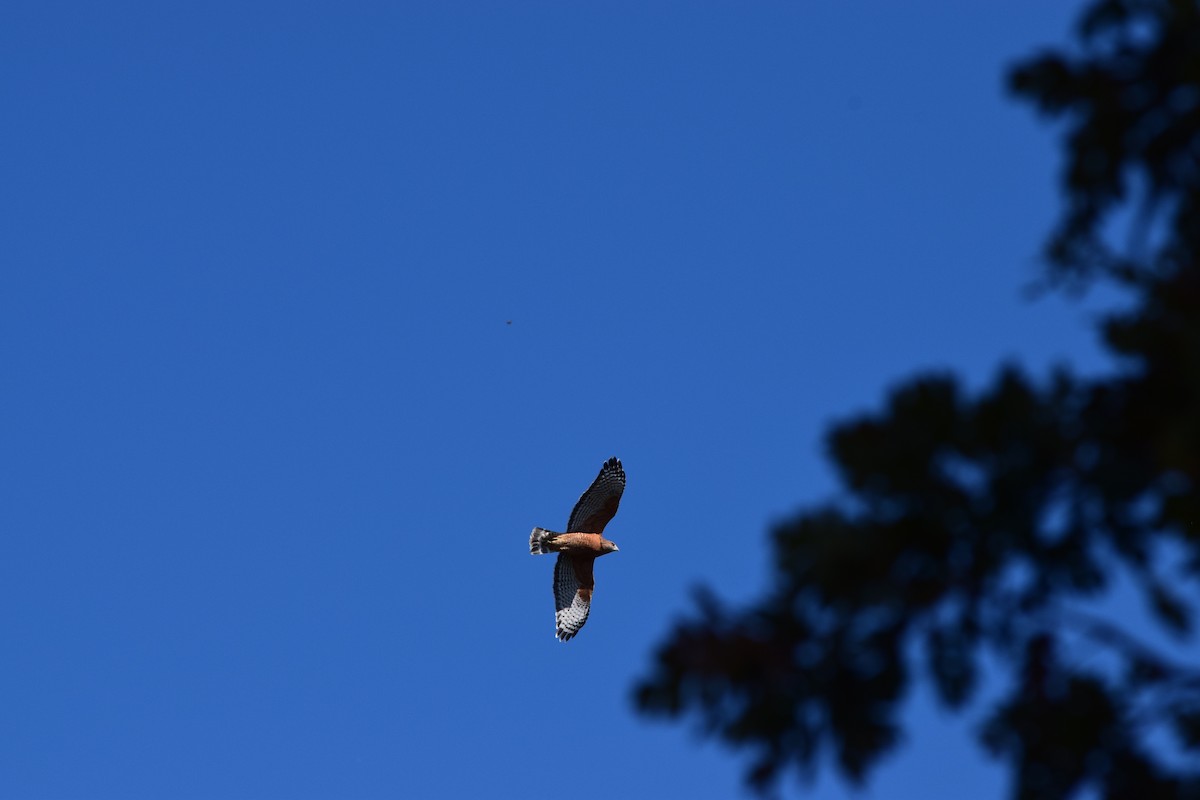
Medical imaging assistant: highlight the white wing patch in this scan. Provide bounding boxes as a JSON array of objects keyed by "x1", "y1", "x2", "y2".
[{"x1": 553, "y1": 554, "x2": 590, "y2": 642}]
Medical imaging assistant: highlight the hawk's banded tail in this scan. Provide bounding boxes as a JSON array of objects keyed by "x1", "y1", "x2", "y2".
[{"x1": 530, "y1": 527, "x2": 559, "y2": 555}]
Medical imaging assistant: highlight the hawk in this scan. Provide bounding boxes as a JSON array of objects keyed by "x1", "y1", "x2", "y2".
[{"x1": 529, "y1": 457, "x2": 625, "y2": 641}]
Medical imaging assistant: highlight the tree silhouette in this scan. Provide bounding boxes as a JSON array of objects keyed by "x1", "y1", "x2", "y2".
[{"x1": 633, "y1": 2, "x2": 1200, "y2": 798}]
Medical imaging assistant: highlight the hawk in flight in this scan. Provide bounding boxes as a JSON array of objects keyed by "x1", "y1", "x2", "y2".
[{"x1": 529, "y1": 457, "x2": 625, "y2": 641}]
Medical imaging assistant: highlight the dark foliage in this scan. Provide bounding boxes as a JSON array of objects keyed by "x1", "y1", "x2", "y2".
[{"x1": 634, "y1": 2, "x2": 1200, "y2": 797}]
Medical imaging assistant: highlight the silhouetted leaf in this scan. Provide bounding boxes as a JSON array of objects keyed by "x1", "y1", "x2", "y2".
[
  {"x1": 926, "y1": 626, "x2": 976, "y2": 708},
  {"x1": 1148, "y1": 580, "x2": 1193, "y2": 635},
  {"x1": 1173, "y1": 708, "x2": 1200, "y2": 753}
]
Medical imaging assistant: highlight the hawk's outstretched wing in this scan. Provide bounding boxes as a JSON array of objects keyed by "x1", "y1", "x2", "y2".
[
  {"x1": 566, "y1": 457, "x2": 625, "y2": 533},
  {"x1": 553, "y1": 554, "x2": 594, "y2": 641}
]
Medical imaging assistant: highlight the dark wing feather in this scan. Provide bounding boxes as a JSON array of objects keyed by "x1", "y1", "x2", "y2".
[
  {"x1": 566, "y1": 457, "x2": 625, "y2": 533},
  {"x1": 553, "y1": 554, "x2": 593, "y2": 641}
]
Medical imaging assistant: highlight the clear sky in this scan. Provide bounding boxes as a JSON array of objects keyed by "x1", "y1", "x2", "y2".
[{"x1": 2, "y1": 2, "x2": 1137, "y2": 798}]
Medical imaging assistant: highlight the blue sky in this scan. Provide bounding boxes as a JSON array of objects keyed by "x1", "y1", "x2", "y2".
[{"x1": 0, "y1": 2, "x2": 1144, "y2": 798}]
